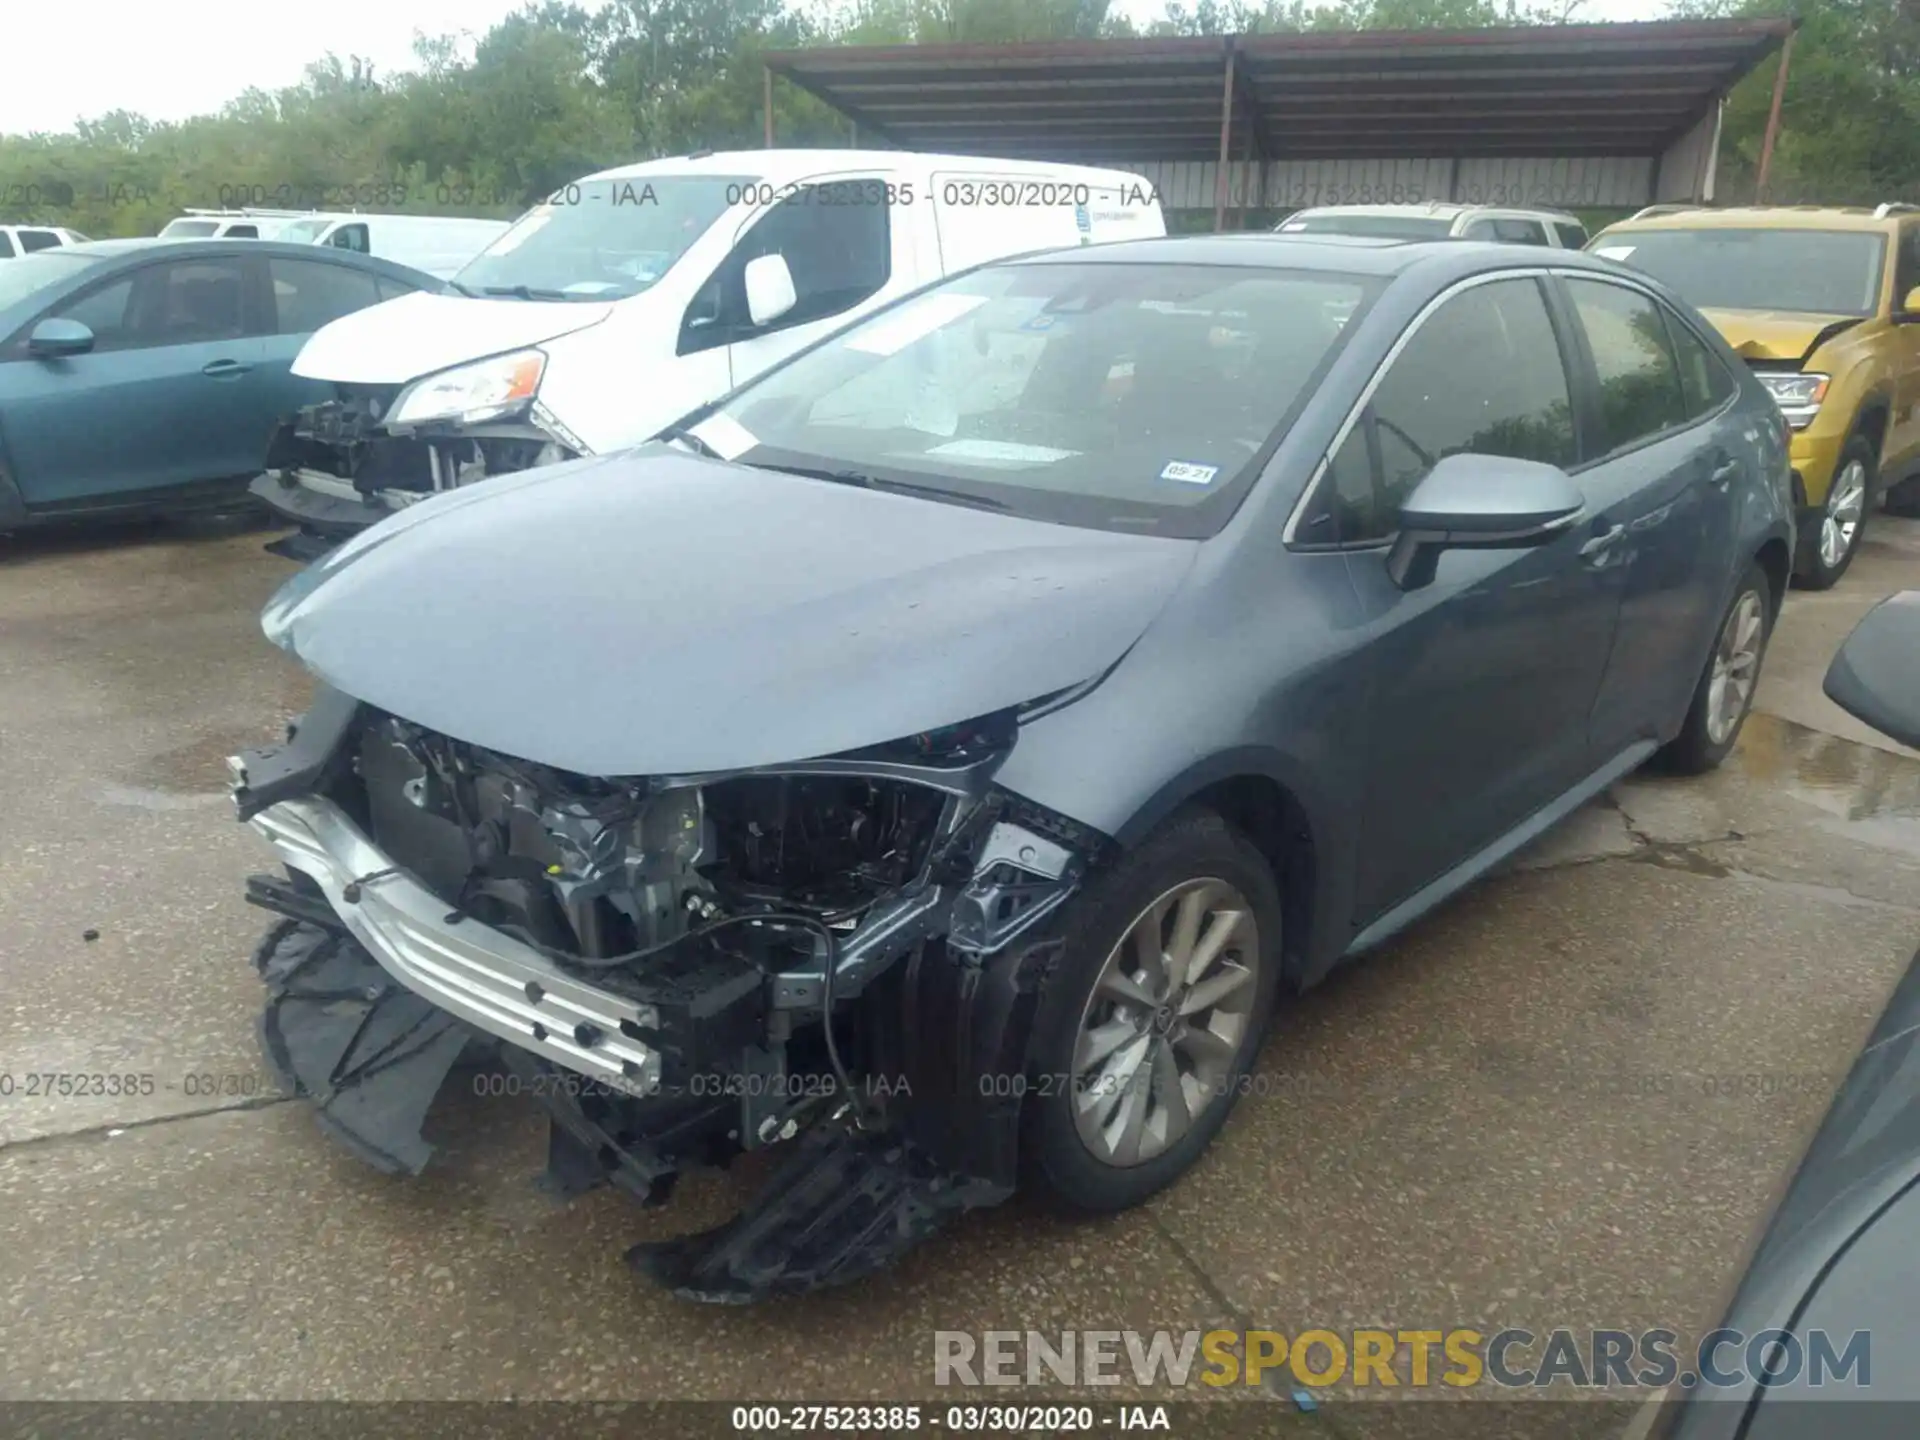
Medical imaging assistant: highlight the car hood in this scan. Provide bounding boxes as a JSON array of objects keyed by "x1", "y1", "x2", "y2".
[
  {"x1": 1697, "y1": 308, "x2": 1861, "y2": 365},
  {"x1": 291, "y1": 290, "x2": 615, "y2": 385},
  {"x1": 261, "y1": 447, "x2": 1200, "y2": 777}
]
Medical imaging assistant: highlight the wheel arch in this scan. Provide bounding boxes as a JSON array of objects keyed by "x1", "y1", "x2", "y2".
[
  {"x1": 1755, "y1": 534, "x2": 1791, "y2": 618},
  {"x1": 1848, "y1": 394, "x2": 1892, "y2": 464},
  {"x1": 1109, "y1": 748, "x2": 1330, "y2": 986}
]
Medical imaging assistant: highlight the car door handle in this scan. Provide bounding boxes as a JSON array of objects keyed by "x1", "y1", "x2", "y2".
[
  {"x1": 1579, "y1": 522, "x2": 1625, "y2": 563},
  {"x1": 202, "y1": 359, "x2": 253, "y2": 378},
  {"x1": 1709, "y1": 458, "x2": 1739, "y2": 490}
]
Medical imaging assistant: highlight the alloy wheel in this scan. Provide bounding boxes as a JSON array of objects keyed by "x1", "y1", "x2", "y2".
[
  {"x1": 1705, "y1": 590, "x2": 1766, "y2": 746},
  {"x1": 1070, "y1": 878, "x2": 1261, "y2": 1168},
  {"x1": 1818, "y1": 460, "x2": 1868, "y2": 571}
]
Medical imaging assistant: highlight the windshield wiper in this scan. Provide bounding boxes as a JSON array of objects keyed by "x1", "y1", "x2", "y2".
[
  {"x1": 444, "y1": 280, "x2": 480, "y2": 297},
  {"x1": 479, "y1": 284, "x2": 575, "y2": 302},
  {"x1": 745, "y1": 461, "x2": 1010, "y2": 512},
  {"x1": 656, "y1": 423, "x2": 719, "y2": 458}
]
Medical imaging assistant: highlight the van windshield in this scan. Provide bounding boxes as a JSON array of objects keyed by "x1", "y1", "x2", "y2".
[
  {"x1": 453, "y1": 176, "x2": 748, "y2": 301},
  {"x1": 160, "y1": 219, "x2": 219, "y2": 238},
  {"x1": 278, "y1": 218, "x2": 333, "y2": 242}
]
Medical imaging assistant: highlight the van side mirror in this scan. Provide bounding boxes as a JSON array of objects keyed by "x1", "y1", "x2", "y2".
[
  {"x1": 1386, "y1": 453, "x2": 1585, "y2": 591},
  {"x1": 743, "y1": 254, "x2": 797, "y2": 328},
  {"x1": 27, "y1": 317, "x2": 95, "y2": 357},
  {"x1": 1823, "y1": 591, "x2": 1920, "y2": 748},
  {"x1": 1901, "y1": 285, "x2": 1920, "y2": 318}
]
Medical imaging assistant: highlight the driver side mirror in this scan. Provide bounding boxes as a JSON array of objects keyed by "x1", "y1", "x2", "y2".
[
  {"x1": 743, "y1": 253, "x2": 797, "y2": 329},
  {"x1": 28, "y1": 317, "x2": 95, "y2": 358},
  {"x1": 1823, "y1": 591, "x2": 1920, "y2": 748},
  {"x1": 1386, "y1": 453, "x2": 1586, "y2": 591}
]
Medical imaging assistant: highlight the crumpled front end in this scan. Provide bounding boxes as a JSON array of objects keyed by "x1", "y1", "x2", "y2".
[
  {"x1": 251, "y1": 382, "x2": 580, "y2": 559},
  {"x1": 231, "y1": 685, "x2": 1105, "y2": 1301}
]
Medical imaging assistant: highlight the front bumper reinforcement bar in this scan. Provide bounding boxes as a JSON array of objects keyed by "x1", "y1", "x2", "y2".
[{"x1": 250, "y1": 797, "x2": 663, "y2": 1097}]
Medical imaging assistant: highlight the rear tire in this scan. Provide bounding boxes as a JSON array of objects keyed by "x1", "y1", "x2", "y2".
[
  {"x1": 1792, "y1": 434, "x2": 1874, "y2": 590},
  {"x1": 1656, "y1": 561, "x2": 1773, "y2": 775},
  {"x1": 1021, "y1": 808, "x2": 1282, "y2": 1214}
]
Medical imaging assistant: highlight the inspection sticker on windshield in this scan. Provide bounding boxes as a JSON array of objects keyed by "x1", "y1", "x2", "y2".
[
  {"x1": 1159, "y1": 461, "x2": 1219, "y2": 486},
  {"x1": 1593, "y1": 245, "x2": 1635, "y2": 261},
  {"x1": 846, "y1": 293, "x2": 988, "y2": 358}
]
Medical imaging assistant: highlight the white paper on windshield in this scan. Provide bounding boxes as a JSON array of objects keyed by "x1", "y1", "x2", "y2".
[
  {"x1": 688, "y1": 412, "x2": 759, "y2": 460},
  {"x1": 1592, "y1": 245, "x2": 1635, "y2": 261},
  {"x1": 846, "y1": 293, "x2": 989, "y2": 358},
  {"x1": 904, "y1": 376, "x2": 960, "y2": 438},
  {"x1": 925, "y1": 439, "x2": 1076, "y2": 467}
]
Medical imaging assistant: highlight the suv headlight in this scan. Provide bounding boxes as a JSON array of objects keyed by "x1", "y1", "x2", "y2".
[
  {"x1": 389, "y1": 350, "x2": 545, "y2": 428},
  {"x1": 1757, "y1": 372, "x2": 1828, "y2": 430}
]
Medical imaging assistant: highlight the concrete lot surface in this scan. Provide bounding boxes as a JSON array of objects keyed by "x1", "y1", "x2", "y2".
[{"x1": 2, "y1": 510, "x2": 1917, "y2": 1413}]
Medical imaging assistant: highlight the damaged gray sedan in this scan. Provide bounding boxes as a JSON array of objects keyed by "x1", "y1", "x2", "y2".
[{"x1": 230, "y1": 234, "x2": 1794, "y2": 1301}]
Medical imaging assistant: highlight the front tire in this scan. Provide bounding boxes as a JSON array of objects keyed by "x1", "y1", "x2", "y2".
[
  {"x1": 1657, "y1": 561, "x2": 1773, "y2": 775},
  {"x1": 1021, "y1": 809, "x2": 1282, "y2": 1213},
  {"x1": 1793, "y1": 434, "x2": 1874, "y2": 590}
]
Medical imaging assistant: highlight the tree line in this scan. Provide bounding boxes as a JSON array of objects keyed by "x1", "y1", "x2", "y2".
[{"x1": 0, "y1": 0, "x2": 1910, "y2": 238}]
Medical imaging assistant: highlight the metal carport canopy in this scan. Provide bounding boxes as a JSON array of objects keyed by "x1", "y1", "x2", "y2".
[{"x1": 763, "y1": 20, "x2": 1794, "y2": 164}]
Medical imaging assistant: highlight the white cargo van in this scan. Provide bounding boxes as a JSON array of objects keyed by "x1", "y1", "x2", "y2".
[
  {"x1": 159, "y1": 209, "x2": 509, "y2": 276},
  {"x1": 272, "y1": 213, "x2": 511, "y2": 279},
  {"x1": 252, "y1": 149, "x2": 1165, "y2": 550}
]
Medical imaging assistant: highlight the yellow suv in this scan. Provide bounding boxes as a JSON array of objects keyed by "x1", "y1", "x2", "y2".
[{"x1": 1587, "y1": 204, "x2": 1920, "y2": 588}]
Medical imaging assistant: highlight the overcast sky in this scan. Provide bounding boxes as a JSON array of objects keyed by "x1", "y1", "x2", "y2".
[{"x1": 1, "y1": 0, "x2": 1669, "y2": 137}]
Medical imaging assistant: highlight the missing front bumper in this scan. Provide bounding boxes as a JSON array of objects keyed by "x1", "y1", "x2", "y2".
[{"x1": 250, "y1": 797, "x2": 664, "y2": 1096}]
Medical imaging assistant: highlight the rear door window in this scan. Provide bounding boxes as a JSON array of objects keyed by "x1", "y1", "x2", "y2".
[
  {"x1": 0, "y1": 232, "x2": 14, "y2": 258},
  {"x1": 1664, "y1": 311, "x2": 1738, "y2": 419},
  {"x1": 1565, "y1": 277, "x2": 1689, "y2": 454},
  {"x1": 1492, "y1": 218, "x2": 1550, "y2": 245},
  {"x1": 269, "y1": 258, "x2": 384, "y2": 333},
  {"x1": 224, "y1": 224, "x2": 259, "y2": 239},
  {"x1": 1553, "y1": 221, "x2": 1589, "y2": 249}
]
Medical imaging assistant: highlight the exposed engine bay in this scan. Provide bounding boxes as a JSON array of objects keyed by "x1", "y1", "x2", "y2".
[
  {"x1": 232, "y1": 688, "x2": 1101, "y2": 1301},
  {"x1": 250, "y1": 385, "x2": 576, "y2": 556}
]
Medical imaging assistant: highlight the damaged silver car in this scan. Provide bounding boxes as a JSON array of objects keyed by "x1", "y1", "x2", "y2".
[{"x1": 231, "y1": 235, "x2": 1793, "y2": 1301}]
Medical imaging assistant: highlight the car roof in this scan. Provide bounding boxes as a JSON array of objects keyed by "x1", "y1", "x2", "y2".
[
  {"x1": 1605, "y1": 205, "x2": 1901, "y2": 234},
  {"x1": 1010, "y1": 232, "x2": 1616, "y2": 279},
  {"x1": 1289, "y1": 201, "x2": 1583, "y2": 223},
  {"x1": 54, "y1": 237, "x2": 438, "y2": 282}
]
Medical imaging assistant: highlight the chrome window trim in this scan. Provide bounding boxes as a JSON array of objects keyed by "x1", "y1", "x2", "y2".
[{"x1": 1281, "y1": 266, "x2": 1554, "y2": 547}]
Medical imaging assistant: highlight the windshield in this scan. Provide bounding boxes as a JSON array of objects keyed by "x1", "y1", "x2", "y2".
[
  {"x1": 278, "y1": 218, "x2": 332, "y2": 242},
  {"x1": 1278, "y1": 213, "x2": 1453, "y2": 241},
  {"x1": 160, "y1": 219, "x2": 219, "y2": 238},
  {"x1": 1591, "y1": 228, "x2": 1887, "y2": 317},
  {"x1": 0, "y1": 251, "x2": 106, "y2": 312},
  {"x1": 454, "y1": 176, "x2": 747, "y2": 301},
  {"x1": 699, "y1": 261, "x2": 1378, "y2": 538}
]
